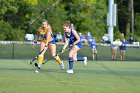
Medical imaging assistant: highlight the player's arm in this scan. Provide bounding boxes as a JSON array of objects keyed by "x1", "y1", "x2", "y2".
[
  {"x1": 32, "y1": 29, "x2": 40, "y2": 48},
  {"x1": 35, "y1": 29, "x2": 40, "y2": 41},
  {"x1": 72, "y1": 30, "x2": 80, "y2": 45},
  {"x1": 45, "y1": 25, "x2": 52, "y2": 46},
  {"x1": 33, "y1": 29, "x2": 40, "y2": 44},
  {"x1": 62, "y1": 34, "x2": 69, "y2": 50}
]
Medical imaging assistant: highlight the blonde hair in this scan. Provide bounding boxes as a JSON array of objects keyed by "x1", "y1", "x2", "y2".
[{"x1": 42, "y1": 20, "x2": 48, "y2": 24}]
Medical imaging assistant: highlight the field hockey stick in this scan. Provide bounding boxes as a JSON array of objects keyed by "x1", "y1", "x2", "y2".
[
  {"x1": 42, "y1": 47, "x2": 70, "y2": 64},
  {"x1": 30, "y1": 45, "x2": 48, "y2": 65},
  {"x1": 29, "y1": 0, "x2": 62, "y2": 25}
]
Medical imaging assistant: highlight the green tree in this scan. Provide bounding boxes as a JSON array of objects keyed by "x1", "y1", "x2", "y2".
[
  {"x1": 0, "y1": 0, "x2": 38, "y2": 31},
  {"x1": 0, "y1": 0, "x2": 39, "y2": 40},
  {"x1": 29, "y1": 0, "x2": 67, "y2": 34},
  {"x1": 0, "y1": 20, "x2": 24, "y2": 40},
  {"x1": 62, "y1": 0, "x2": 107, "y2": 41}
]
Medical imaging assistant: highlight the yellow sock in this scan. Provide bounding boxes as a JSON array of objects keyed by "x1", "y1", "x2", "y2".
[
  {"x1": 38, "y1": 55, "x2": 44, "y2": 65},
  {"x1": 55, "y1": 56, "x2": 62, "y2": 64}
]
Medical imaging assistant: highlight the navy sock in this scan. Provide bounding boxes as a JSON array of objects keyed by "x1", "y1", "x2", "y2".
[
  {"x1": 69, "y1": 57, "x2": 73, "y2": 69},
  {"x1": 77, "y1": 56, "x2": 84, "y2": 61}
]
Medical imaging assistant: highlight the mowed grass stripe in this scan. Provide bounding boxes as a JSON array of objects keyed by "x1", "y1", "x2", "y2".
[{"x1": 0, "y1": 60, "x2": 140, "y2": 93}]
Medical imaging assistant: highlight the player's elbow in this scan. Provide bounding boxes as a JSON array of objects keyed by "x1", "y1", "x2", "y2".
[{"x1": 77, "y1": 38, "x2": 80, "y2": 42}]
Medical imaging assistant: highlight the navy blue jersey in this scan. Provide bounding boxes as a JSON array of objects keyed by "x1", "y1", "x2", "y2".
[
  {"x1": 65, "y1": 29, "x2": 82, "y2": 48},
  {"x1": 120, "y1": 41, "x2": 127, "y2": 50},
  {"x1": 90, "y1": 40, "x2": 96, "y2": 49}
]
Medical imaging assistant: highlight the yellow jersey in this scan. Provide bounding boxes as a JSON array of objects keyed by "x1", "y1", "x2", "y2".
[{"x1": 38, "y1": 26, "x2": 53, "y2": 43}]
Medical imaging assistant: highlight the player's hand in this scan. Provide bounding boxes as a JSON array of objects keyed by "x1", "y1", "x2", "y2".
[
  {"x1": 45, "y1": 43, "x2": 48, "y2": 47},
  {"x1": 34, "y1": 40, "x2": 37, "y2": 44},
  {"x1": 60, "y1": 49, "x2": 64, "y2": 53}
]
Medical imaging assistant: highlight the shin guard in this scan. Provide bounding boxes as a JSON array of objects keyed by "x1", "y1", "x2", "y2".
[
  {"x1": 55, "y1": 56, "x2": 62, "y2": 64},
  {"x1": 77, "y1": 57, "x2": 84, "y2": 61},
  {"x1": 38, "y1": 55, "x2": 44, "y2": 65},
  {"x1": 69, "y1": 57, "x2": 73, "y2": 69}
]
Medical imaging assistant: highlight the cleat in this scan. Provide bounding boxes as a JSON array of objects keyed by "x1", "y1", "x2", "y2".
[
  {"x1": 35, "y1": 63, "x2": 41, "y2": 69},
  {"x1": 66, "y1": 69, "x2": 74, "y2": 74},
  {"x1": 83, "y1": 57, "x2": 87, "y2": 66},
  {"x1": 60, "y1": 61, "x2": 65, "y2": 70}
]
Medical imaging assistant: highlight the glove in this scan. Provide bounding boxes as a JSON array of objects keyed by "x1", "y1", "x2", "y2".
[
  {"x1": 33, "y1": 40, "x2": 37, "y2": 44},
  {"x1": 60, "y1": 49, "x2": 64, "y2": 53}
]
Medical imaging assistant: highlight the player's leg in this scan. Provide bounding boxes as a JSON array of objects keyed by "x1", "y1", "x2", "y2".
[
  {"x1": 36, "y1": 42, "x2": 48, "y2": 68},
  {"x1": 73, "y1": 52, "x2": 87, "y2": 66},
  {"x1": 32, "y1": 41, "x2": 37, "y2": 48},
  {"x1": 94, "y1": 48, "x2": 98, "y2": 60},
  {"x1": 48, "y1": 44, "x2": 64, "y2": 69},
  {"x1": 73, "y1": 53, "x2": 87, "y2": 66},
  {"x1": 92, "y1": 48, "x2": 97, "y2": 60},
  {"x1": 114, "y1": 49, "x2": 117, "y2": 60},
  {"x1": 73, "y1": 52, "x2": 78, "y2": 62},
  {"x1": 112, "y1": 48, "x2": 117, "y2": 60},
  {"x1": 111, "y1": 48, "x2": 114, "y2": 60},
  {"x1": 71, "y1": 44, "x2": 87, "y2": 65},
  {"x1": 92, "y1": 48, "x2": 95, "y2": 60},
  {"x1": 122, "y1": 50, "x2": 125, "y2": 61},
  {"x1": 120, "y1": 50, "x2": 123, "y2": 61},
  {"x1": 67, "y1": 46, "x2": 79, "y2": 73}
]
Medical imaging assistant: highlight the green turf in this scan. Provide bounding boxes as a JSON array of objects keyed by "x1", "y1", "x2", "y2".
[{"x1": 0, "y1": 60, "x2": 140, "y2": 93}]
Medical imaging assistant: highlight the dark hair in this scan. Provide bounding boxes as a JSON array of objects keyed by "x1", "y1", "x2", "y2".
[{"x1": 63, "y1": 21, "x2": 70, "y2": 27}]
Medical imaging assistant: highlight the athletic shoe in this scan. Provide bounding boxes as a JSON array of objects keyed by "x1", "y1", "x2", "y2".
[
  {"x1": 60, "y1": 61, "x2": 65, "y2": 70},
  {"x1": 66, "y1": 69, "x2": 74, "y2": 74},
  {"x1": 34, "y1": 63, "x2": 41, "y2": 69},
  {"x1": 83, "y1": 57, "x2": 87, "y2": 66}
]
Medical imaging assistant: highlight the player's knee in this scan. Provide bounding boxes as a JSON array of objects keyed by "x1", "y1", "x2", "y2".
[
  {"x1": 69, "y1": 52, "x2": 73, "y2": 57},
  {"x1": 73, "y1": 58, "x2": 77, "y2": 62},
  {"x1": 93, "y1": 52, "x2": 97, "y2": 54},
  {"x1": 69, "y1": 57, "x2": 73, "y2": 62},
  {"x1": 53, "y1": 55, "x2": 58, "y2": 59}
]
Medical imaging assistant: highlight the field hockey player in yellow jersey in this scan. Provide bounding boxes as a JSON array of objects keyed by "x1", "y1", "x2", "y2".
[{"x1": 35, "y1": 20, "x2": 64, "y2": 70}]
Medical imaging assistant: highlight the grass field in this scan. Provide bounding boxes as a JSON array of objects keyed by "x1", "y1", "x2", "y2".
[{"x1": 0, "y1": 60, "x2": 140, "y2": 93}]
